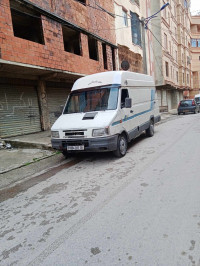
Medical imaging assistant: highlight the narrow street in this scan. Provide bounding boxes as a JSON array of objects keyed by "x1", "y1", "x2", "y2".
[{"x1": 0, "y1": 114, "x2": 200, "y2": 266}]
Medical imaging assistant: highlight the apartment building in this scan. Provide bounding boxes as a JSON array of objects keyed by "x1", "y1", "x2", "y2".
[
  {"x1": 114, "y1": 0, "x2": 145, "y2": 73},
  {"x1": 0, "y1": 0, "x2": 116, "y2": 137},
  {"x1": 148, "y1": 0, "x2": 192, "y2": 111},
  {"x1": 190, "y1": 15, "x2": 200, "y2": 98}
]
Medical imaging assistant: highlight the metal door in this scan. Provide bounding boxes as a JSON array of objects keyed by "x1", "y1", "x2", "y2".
[
  {"x1": 0, "y1": 85, "x2": 41, "y2": 137},
  {"x1": 46, "y1": 86, "x2": 71, "y2": 126}
]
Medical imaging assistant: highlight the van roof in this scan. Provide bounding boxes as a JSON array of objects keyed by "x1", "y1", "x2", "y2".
[
  {"x1": 72, "y1": 71, "x2": 155, "y2": 91},
  {"x1": 195, "y1": 94, "x2": 200, "y2": 97}
]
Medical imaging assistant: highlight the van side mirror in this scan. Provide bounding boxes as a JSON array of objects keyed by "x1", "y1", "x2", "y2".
[{"x1": 125, "y1": 98, "x2": 132, "y2": 108}]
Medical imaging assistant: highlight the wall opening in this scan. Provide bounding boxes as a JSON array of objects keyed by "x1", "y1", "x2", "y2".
[
  {"x1": 74, "y1": 0, "x2": 86, "y2": 5},
  {"x1": 102, "y1": 43, "x2": 108, "y2": 69},
  {"x1": 112, "y1": 47, "x2": 116, "y2": 70},
  {"x1": 88, "y1": 36, "x2": 98, "y2": 61},
  {"x1": 10, "y1": 0, "x2": 44, "y2": 44},
  {"x1": 62, "y1": 26, "x2": 82, "y2": 55}
]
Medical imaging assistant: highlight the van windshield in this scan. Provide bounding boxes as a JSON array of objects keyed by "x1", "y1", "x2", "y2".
[{"x1": 63, "y1": 87, "x2": 119, "y2": 114}]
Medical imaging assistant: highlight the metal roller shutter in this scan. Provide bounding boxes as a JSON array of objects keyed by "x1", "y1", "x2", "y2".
[
  {"x1": 0, "y1": 85, "x2": 41, "y2": 138},
  {"x1": 46, "y1": 86, "x2": 71, "y2": 126}
]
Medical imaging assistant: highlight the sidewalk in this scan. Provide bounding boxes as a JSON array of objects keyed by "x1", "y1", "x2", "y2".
[{"x1": 0, "y1": 111, "x2": 177, "y2": 175}]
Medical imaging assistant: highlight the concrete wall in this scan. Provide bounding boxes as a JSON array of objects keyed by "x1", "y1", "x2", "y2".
[{"x1": 114, "y1": 0, "x2": 144, "y2": 72}]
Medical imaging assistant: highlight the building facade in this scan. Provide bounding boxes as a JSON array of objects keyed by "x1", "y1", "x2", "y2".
[
  {"x1": 190, "y1": 16, "x2": 200, "y2": 98},
  {"x1": 0, "y1": 0, "x2": 116, "y2": 137},
  {"x1": 148, "y1": 0, "x2": 192, "y2": 111},
  {"x1": 114, "y1": 0, "x2": 145, "y2": 73}
]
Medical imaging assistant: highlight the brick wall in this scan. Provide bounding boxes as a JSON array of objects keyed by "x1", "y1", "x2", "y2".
[
  {"x1": 0, "y1": 0, "x2": 116, "y2": 75},
  {"x1": 118, "y1": 45, "x2": 143, "y2": 73}
]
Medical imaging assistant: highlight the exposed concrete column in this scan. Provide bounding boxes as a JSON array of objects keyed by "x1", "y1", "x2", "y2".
[{"x1": 37, "y1": 80, "x2": 50, "y2": 131}]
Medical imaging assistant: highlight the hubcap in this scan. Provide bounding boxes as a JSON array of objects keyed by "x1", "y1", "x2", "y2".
[
  {"x1": 150, "y1": 124, "x2": 154, "y2": 134},
  {"x1": 120, "y1": 137, "x2": 126, "y2": 155}
]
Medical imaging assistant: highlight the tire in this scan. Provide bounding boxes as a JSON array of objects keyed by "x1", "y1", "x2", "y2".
[
  {"x1": 178, "y1": 112, "x2": 180, "y2": 115},
  {"x1": 194, "y1": 109, "x2": 197, "y2": 114},
  {"x1": 146, "y1": 120, "x2": 154, "y2": 137},
  {"x1": 62, "y1": 151, "x2": 69, "y2": 158},
  {"x1": 113, "y1": 134, "x2": 127, "y2": 158}
]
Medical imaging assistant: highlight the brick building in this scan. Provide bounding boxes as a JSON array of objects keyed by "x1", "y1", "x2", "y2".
[
  {"x1": 148, "y1": 0, "x2": 192, "y2": 111},
  {"x1": 190, "y1": 15, "x2": 200, "y2": 98},
  {"x1": 0, "y1": 0, "x2": 116, "y2": 137}
]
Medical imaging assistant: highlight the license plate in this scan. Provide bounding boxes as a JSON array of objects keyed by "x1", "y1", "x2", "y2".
[{"x1": 67, "y1": 145, "x2": 84, "y2": 151}]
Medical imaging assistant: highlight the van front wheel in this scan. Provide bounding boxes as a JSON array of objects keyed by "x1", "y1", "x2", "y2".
[
  {"x1": 62, "y1": 151, "x2": 69, "y2": 158},
  {"x1": 146, "y1": 120, "x2": 154, "y2": 137},
  {"x1": 113, "y1": 134, "x2": 127, "y2": 158}
]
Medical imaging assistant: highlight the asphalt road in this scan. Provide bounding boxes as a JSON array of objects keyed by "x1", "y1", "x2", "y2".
[{"x1": 0, "y1": 114, "x2": 200, "y2": 266}]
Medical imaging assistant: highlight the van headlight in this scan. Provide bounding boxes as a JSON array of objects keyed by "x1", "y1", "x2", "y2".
[
  {"x1": 51, "y1": 131, "x2": 59, "y2": 138},
  {"x1": 92, "y1": 127, "x2": 109, "y2": 137}
]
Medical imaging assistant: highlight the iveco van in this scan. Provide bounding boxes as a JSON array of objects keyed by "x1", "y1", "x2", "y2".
[{"x1": 51, "y1": 71, "x2": 161, "y2": 157}]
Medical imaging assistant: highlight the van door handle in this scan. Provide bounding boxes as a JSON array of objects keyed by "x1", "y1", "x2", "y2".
[{"x1": 130, "y1": 110, "x2": 134, "y2": 113}]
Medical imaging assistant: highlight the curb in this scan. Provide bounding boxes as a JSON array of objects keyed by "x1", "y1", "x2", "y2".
[
  {"x1": 2, "y1": 140, "x2": 54, "y2": 151},
  {"x1": 0, "y1": 151, "x2": 60, "y2": 175}
]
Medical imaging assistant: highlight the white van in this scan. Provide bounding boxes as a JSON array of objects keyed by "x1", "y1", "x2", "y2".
[{"x1": 51, "y1": 71, "x2": 161, "y2": 157}]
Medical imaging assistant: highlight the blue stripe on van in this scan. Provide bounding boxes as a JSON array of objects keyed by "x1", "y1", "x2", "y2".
[{"x1": 112, "y1": 89, "x2": 155, "y2": 127}]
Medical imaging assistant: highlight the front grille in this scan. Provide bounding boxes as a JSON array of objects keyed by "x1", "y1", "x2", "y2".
[{"x1": 63, "y1": 129, "x2": 87, "y2": 137}]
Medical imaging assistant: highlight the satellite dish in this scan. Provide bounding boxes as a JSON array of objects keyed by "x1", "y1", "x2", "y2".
[{"x1": 121, "y1": 60, "x2": 130, "y2": 71}]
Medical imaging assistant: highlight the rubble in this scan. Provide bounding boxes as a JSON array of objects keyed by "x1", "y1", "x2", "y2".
[{"x1": 0, "y1": 140, "x2": 12, "y2": 149}]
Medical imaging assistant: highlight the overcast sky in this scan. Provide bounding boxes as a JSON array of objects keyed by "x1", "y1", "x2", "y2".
[{"x1": 190, "y1": 0, "x2": 200, "y2": 14}]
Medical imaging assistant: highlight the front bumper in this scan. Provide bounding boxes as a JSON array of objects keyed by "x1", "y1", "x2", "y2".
[{"x1": 51, "y1": 135, "x2": 118, "y2": 152}]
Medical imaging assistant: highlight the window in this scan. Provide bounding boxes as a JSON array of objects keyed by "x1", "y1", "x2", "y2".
[
  {"x1": 175, "y1": 51, "x2": 178, "y2": 61},
  {"x1": 163, "y1": 1, "x2": 166, "y2": 19},
  {"x1": 130, "y1": 12, "x2": 141, "y2": 46},
  {"x1": 121, "y1": 89, "x2": 129, "y2": 108},
  {"x1": 187, "y1": 74, "x2": 189, "y2": 84},
  {"x1": 184, "y1": 0, "x2": 188, "y2": 8},
  {"x1": 191, "y1": 39, "x2": 200, "y2": 47},
  {"x1": 165, "y1": 62, "x2": 169, "y2": 77},
  {"x1": 112, "y1": 47, "x2": 116, "y2": 70},
  {"x1": 164, "y1": 33, "x2": 168, "y2": 49},
  {"x1": 174, "y1": 27, "x2": 177, "y2": 39},
  {"x1": 62, "y1": 26, "x2": 82, "y2": 55},
  {"x1": 168, "y1": 12, "x2": 170, "y2": 25},
  {"x1": 74, "y1": 0, "x2": 86, "y2": 4},
  {"x1": 199, "y1": 56, "x2": 200, "y2": 61},
  {"x1": 191, "y1": 39, "x2": 197, "y2": 47},
  {"x1": 176, "y1": 71, "x2": 179, "y2": 82},
  {"x1": 183, "y1": 73, "x2": 185, "y2": 83},
  {"x1": 130, "y1": 0, "x2": 140, "y2": 7},
  {"x1": 122, "y1": 9, "x2": 128, "y2": 26},
  {"x1": 10, "y1": 0, "x2": 44, "y2": 44},
  {"x1": 88, "y1": 36, "x2": 98, "y2": 61},
  {"x1": 102, "y1": 43, "x2": 107, "y2": 69}
]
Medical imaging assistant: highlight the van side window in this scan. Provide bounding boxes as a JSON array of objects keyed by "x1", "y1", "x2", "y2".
[{"x1": 121, "y1": 89, "x2": 129, "y2": 108}]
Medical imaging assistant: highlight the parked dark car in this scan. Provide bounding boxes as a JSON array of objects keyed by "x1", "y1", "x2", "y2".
[{"x1": 177, "y1": 99, "x2": 200, "y2": 115}]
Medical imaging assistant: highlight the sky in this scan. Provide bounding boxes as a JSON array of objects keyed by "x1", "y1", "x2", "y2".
[{"x1": 190, "y1": 0, "x2": 200, "y2": 14}]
